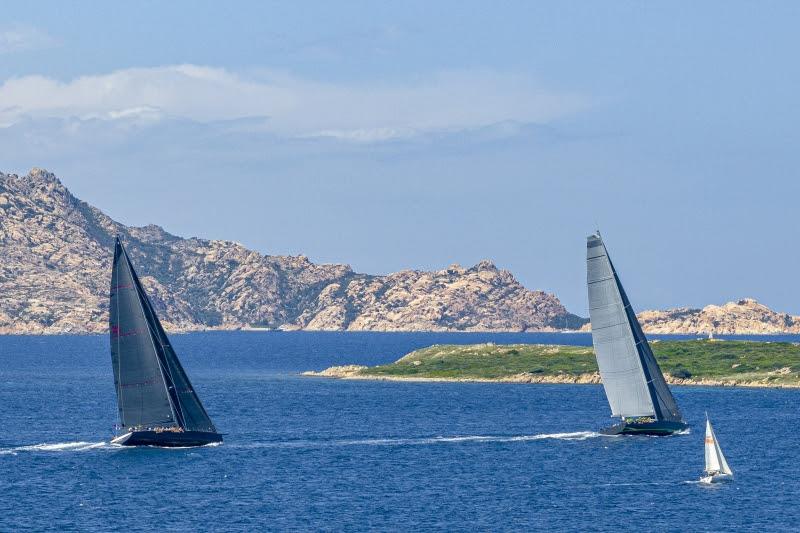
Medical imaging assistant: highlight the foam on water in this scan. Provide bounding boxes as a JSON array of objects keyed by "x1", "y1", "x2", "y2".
[
  {"x1": 0, "y1": 431, "x2": 606, "y2": 455},
  {"x1": 0, "y1": 439, "x2": 225, "y2": 455},
  {"x1": 232, "y1": 431, "x2": 608, "y2": 450},
  {"x1": 0, "y1": 441, "x2": 108, "y2": 455}
]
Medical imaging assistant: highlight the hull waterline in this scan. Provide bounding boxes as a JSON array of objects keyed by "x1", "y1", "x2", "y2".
[
  {"x1": 700, "y1": 473, "x2": 733, "y2": 484},
  {"x1": 111, "y1": 430, "x2": 222, "y2": 448},
  {"x1": 601, "y1": 420, "x2": 688, "y2": 436}
]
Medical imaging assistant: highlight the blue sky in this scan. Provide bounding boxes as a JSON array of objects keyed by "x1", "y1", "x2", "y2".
[{"x1": 2, "y1": 2, "x2": 800, "y2": 315}]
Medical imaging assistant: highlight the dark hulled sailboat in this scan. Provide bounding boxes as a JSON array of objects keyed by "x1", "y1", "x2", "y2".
[
  {"x1": 586, "y1": 233, "x2": 687, "y2": 436},
  {"x1": 109, "y1": 237, "x2": 222, "y2": 447}
]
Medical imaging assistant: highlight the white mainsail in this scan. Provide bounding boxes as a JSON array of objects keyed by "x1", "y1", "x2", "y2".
[
  {"x1": 586, "y1": 234, "x2": 655, "y2": 417},
  {"x1": 704, "y1": 419, "x2": 732, "y2": 476}
]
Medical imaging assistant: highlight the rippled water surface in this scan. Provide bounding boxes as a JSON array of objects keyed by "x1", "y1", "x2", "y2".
[{"x1": 1, "y1": 332, "x2": 799, "y2": 531}]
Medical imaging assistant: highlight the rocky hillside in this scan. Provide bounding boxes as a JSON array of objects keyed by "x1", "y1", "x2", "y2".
[
  {"x1": 0, "y1": 168, "x2": 585, "y2": 334},
  {"x1": 636, "y1": 298, "x2": 800, "y2": 335},
  {"x1": 577, "y1": 298, "x2": 800, "y2": 335}
]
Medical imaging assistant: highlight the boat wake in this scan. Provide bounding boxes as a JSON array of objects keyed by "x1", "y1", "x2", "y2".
[
  {"x1": 0, "y1": 441, "x2": 108, "y2": 455},
  {"x1": 1, "y1": 432, "x2": 606, "y2": 454},
  {"x1": 0, "y1": 439, "x2": 226, "y2": 455},
  {"x1": 234, "y1": 431, "x2": 608, "y2": 450},
  {"x1": 596, "y1": 481, "x2": 682, "y2": 488},
  {"x1": 336, "y1": 431, "x2": 603, "y2": 447}
]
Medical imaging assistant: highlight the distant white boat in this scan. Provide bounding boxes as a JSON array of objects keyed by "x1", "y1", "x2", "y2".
[{"x1": 700, "y1": 415, "x2": 733, "y2": 484}]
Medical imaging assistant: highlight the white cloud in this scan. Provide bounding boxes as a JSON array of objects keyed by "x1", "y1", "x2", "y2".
[
  {"x1": 0, "y1": 65, "x2": 586, "y2": 141},
  {"x1": 0, "y1": 24, "x2": 56, "y2": 54}
]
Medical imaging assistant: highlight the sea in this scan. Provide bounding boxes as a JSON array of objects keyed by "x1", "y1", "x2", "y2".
[{"x1": 1, "y1": 331, "x2": 799, "y2": 532}]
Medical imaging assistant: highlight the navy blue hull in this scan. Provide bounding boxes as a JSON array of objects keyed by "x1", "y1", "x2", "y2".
[
  {"x1": 601, "y1": 420, "x2": 688, "y2": 436},
  {"x1": 112, "y1": 430, "x2": 222, "y2": 447}
]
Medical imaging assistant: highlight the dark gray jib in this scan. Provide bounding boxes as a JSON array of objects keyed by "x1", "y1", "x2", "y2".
[
  {"x1": 109, "y1": 237, "x2": 217, "y2": 433},
  {"x1": 586, "y1": 233, "x2": 682, "y2": 423}
]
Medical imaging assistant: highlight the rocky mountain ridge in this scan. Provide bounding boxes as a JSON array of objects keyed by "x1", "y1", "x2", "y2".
[
  {"x1": 0, "y1": 168, "x2": 584, "y2": 334},
  {"x1": 635, "y1": 298, "x2": 800, "y2": 335},
  {"x1": 574, "y1": 298, "x2": 800, "y2": 335}
]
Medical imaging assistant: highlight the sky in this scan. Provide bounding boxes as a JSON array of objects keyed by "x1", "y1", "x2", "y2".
[{"x1": 2, "y1": 1, "x2": 800, "y2": 316}]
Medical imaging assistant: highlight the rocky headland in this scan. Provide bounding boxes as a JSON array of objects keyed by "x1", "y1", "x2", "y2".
[
  {"x1": 0, "y1": 168, "x2": 583, "y2": 334},
  {"x1": 634, "y1": 298, "x2": 800, "y2": 335},
  {"x1": 2, "y1": 168, "x2": 797, "y2": 335}
]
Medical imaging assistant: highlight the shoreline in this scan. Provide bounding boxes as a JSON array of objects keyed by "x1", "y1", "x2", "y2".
[{"x1": 302, "y1": 367, "x2": 800, "y2": 389}]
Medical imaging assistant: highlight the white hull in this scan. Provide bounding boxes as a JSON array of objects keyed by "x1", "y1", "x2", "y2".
[
  {"x1": 110, "y1": 432, "x2": 132, "y2": 445},
  {"x1": 700, "y1": 473, "x2": 733, "y2": 484}
]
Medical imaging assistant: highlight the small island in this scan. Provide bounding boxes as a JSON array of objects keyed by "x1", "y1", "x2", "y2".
[{"x1": 303, "y1": 340, "x2": 800, "y2": 388}]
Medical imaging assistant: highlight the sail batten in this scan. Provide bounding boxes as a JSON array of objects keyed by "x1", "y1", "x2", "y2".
[
  {"x1": 586, "y1": 234, "x2": 683, "y2": 422},
  {"x1": 109, "y1": 238, "x2": 217, "y2": 433}
]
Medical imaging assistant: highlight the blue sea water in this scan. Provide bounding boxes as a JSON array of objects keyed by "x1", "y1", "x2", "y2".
[{"x1": 1, "y1": 331, "x2": 799, "y2": 532}]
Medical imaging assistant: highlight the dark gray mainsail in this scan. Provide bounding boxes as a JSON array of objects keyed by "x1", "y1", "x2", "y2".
[
  {"x1": 110, "y1": 237, "x2": 217, "y2": 433},
  {"x1": 586, "y1": 233, "x2": 682, "y2": 422}
]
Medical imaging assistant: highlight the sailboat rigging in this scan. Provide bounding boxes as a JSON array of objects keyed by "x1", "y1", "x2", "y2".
[
  {"x1": 586, "y1": 233, "x2": 688, "y2": 435},
  {"x1": 109, "y1": 236, "x2": 222, "y2": 447},
  {"x1": 700, "y1": 415, "x2": 733, "y2": 483}
]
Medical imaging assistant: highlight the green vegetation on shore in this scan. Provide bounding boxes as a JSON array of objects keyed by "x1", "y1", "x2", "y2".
[{"x1": 347, "y1": 340, "x2": 800, "y2": 386}]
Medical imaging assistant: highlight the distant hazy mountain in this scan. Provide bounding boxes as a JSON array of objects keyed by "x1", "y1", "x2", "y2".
[
  {"x1": 575, "y1": 298, "x2": 800, "y2": 335},
  {"x1": 0, "y1": 168, "x2": 585, "y2": 334},
  {"x1": 635, "y1": 298, "x2": 800, "y2": 335}
]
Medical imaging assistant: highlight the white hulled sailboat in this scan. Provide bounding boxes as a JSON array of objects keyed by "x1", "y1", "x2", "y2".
[{"x1": 700, "y1": 416, "x2": 733, "y2": 484}]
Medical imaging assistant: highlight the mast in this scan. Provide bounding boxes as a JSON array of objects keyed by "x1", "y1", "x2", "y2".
[
  {"x1": 586, "y1": 233, "x2": 683, "y2": 422},
  {"x1": 110, "y1": 237, "x2": 216, "y2": 433}
]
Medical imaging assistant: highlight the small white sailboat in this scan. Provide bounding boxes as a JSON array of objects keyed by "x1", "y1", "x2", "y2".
[{"x1": 700, "y1": 416, "x2": 733, "y2": 484}]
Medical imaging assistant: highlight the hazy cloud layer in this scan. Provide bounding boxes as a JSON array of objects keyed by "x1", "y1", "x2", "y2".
[
  {"x1": 0, "y1": 65, "x2": 585, "y2": 140},
  {"x1": 0, "y1": 24, "x2": 55, "y2": 54}
]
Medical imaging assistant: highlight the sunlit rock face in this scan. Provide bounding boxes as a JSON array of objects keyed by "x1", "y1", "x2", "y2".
[
  {"x1": 578, "y1": 298, "x2": 800, "y2": 335},
  {"x1": 635, "y1": 298, "x2": 800, "y2": 335},
  {"x1": 0, "y1": 168, "x2": 584, "y2": 334}
]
